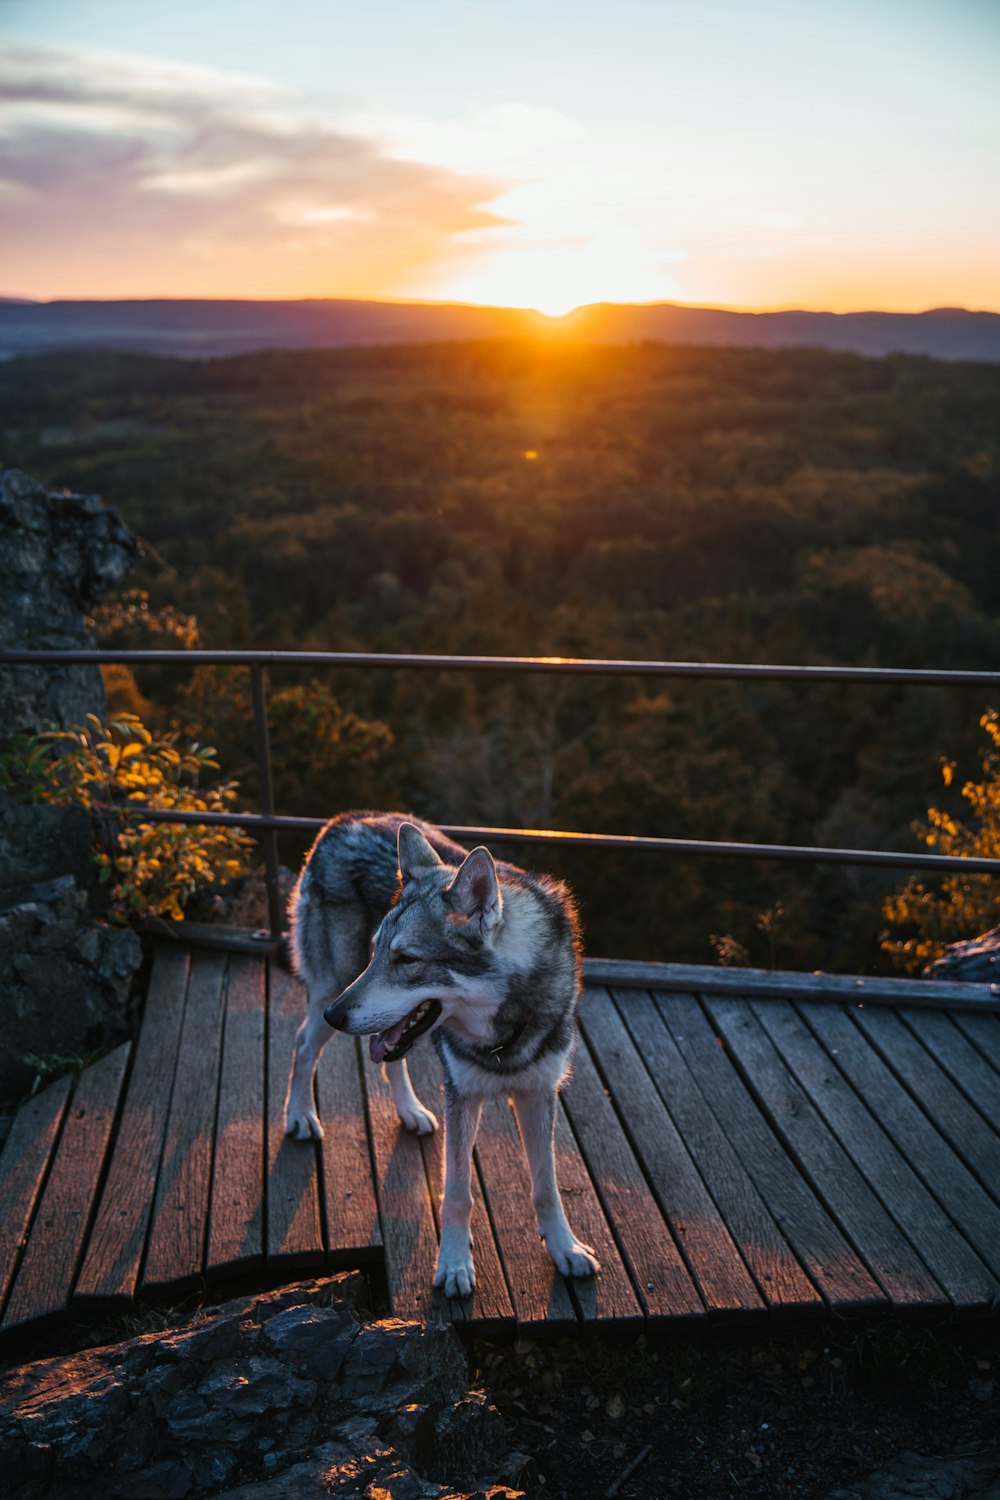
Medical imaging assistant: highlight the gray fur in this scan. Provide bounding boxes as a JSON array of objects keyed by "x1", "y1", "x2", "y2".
[{"x1": 285, "y1": 810, "x2": 599, "y2": 1296}]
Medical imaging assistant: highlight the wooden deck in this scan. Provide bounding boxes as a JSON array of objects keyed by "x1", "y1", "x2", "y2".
[{"x1": 2, "y1": 944, "x2": 1000, "y2": 1338}]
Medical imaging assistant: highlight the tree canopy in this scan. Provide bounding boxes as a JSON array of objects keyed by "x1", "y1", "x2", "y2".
[{"x1": 3, "y1": 339, "x2": 998, "y2": 969}]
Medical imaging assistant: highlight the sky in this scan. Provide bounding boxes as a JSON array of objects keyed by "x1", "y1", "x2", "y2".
[{"x1": 1, "y1": 0, "x2": 997, "y2": 314}]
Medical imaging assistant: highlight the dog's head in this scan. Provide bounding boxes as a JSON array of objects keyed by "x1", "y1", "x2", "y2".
[{"x1": 323, "y1": 823, "x2": 504, "y2": 1062}]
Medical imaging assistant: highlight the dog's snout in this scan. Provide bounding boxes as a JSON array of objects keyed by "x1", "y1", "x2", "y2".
[{"x1": 324, "y1": 997, "x2": 350, "y2": 1031}]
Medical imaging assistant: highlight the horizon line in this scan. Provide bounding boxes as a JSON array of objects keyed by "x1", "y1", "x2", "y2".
[{"x1": 2, "y1": 293, "x2": 998, "y2": 320}]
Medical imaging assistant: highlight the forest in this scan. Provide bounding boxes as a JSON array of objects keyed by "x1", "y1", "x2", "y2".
[{"x1": 2, "y1": 338, "x2": 999, "y2": 972}]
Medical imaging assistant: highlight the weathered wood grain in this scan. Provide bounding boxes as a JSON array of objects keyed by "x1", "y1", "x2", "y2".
[
  {"x1": 572, "y1": 994, "x2": 727, "y2": 1321},
  {"x1": 0, "y1": 1075, "x2": 72, "y2": 1318},
  {"x1": 362, "y1": 1049, "x2": 444, "y2": 1322},
  {"x1": 608, "y1": 989, "x2": 821, "y2": 1315},
  {"x1": 851, "y1": 1006, "x2": 1000, "y2": 1203},
  {"x1": 137, "y1": 919, "x2": 275, "y2": 957},
  {"x1": 704, "y1": 995, "x2": 946, "y2": 1310},
  {"x1": 8, "y1": 938, "x2": 996, "y2": 1338},
  {"x1": 75, "y1": 946, "x2": 190, "y2": 1308},
  {"x1": 265, "y1": 963, "x2": 324, "y2": 1269},
  {"x1": 583, "y1": 960, "x2": 999, "y2": 1011},
  {"x1": 950, "y1": 1009, "x2": 1000, "y2": 1074},
  {"x1": 551, "y1": 1100, "x2": 646, "y2": 1329},
  {"x1": 316, "y1": 1035, "x2": 383, "y2": 1266},
  {"x1": 206, "y1": 954, "x2": 266, "y2": 1278},
  {"x1": 405, "y1": 1045, "x2": 514, "y2": 1328},
  {"x1": 800, "y1": 1002, "x2": 1000, "y2": 1288},
  {"x1": 5, "y1": 1045, "x2": 130, "y2": 1330},
  {"x1": 473, "y1": 1095, "x2": 577, "y2": 1331},
  {"x1": 899, "y1": 1008, "x2": 1000, "y2": 1126},
  {"x1": 143, "y1": 952, "x2": 228, "y2": 1293},
  {"x1": 656, "y1": 992, "x2": 885, "y2": 1311},
  {"x1": 754, "y1": 999, "x2": 996, "y2": 1310}
]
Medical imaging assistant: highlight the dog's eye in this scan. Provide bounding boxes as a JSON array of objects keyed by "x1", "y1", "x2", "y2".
[{"x1": 394, "y1": 951, "x2": 422, "y2": 965}]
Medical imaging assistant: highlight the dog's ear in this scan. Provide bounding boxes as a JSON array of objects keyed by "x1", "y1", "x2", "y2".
[
  {"x1": 445, "y1": 847, "x2": 502, "y2": 936},
  {"x1": 397, "y1": 823, "x2": 446, "y2": 884}
]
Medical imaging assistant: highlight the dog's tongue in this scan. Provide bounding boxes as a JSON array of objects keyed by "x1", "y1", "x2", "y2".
[{"x1": 370, "y1": 1016, "x2": 408, "y2": 1064}]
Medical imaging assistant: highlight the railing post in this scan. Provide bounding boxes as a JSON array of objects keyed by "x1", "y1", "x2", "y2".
[{"x1": 250, "y1": 664, "x2": 284, "y2": 946}]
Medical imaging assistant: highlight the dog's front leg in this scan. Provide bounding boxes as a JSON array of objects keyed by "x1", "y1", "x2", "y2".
[
  {"x1": 386, "y1": 1059, "x2": 438, "y2": 1135},
  {"x1": 433, "y1": 1092, "x2": 482, "y2": 1298},
  {"x1": 513, "y1": 1089, "x2": 600, "y2": 1278}
]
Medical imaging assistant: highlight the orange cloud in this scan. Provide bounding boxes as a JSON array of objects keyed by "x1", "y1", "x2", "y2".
[{"x1": 0, "y1": 43, "x2": 508, "y2": 299}]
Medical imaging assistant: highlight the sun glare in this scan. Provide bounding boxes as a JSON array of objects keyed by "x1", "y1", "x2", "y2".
[{"x1": 434, "y1": 240, "x2": 673, "y2": 319}]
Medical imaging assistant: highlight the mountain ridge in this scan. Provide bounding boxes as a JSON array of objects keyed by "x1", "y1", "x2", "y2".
[{"x1": 2, "y1": 296, "x2": 999, "y2": 362}]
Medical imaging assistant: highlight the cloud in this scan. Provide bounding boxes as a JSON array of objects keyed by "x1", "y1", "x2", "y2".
[
  {"x1": 377, "y1": 101, "x2": 586, "y2": 173},
  {"x1": 1, "y1": 41, "x2": 282, "y2": 115},
  {"x1": 0, "y1": 41, "x2": 509, "y2": 298}
]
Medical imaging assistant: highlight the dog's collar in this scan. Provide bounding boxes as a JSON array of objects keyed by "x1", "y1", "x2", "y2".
[{"x1": 489, "y1": 1016, "x2": 529, "y2": 1058}]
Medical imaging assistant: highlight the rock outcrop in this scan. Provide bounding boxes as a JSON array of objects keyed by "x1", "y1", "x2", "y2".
[
  {"x1": 0, "y1": 469, "x2": 142, "y2": 1094},
  {"x1": 0, "y1": 870, "x2": 141, "y2": 1092},
  {"x1": 0, "y1": 1276, "x2": 526, "y2": 1500},
  {"x1": 0, "y1": 468, "x2": 137, "y2": 733},
  {"x1": 924, "y1": 927, "x2": 1000, "y2": 985}
]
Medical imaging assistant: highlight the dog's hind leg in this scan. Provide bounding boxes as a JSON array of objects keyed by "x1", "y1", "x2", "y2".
[
  {"x1": 433, "y1": 1091, "x2": 482, "y2": 1298},
  {"x1": 286, "y1": 984, "x2": 337, "y2": 1140},
  {"x1": 512, "y1": 1088, "x2": 600, "y2": 1278},
  {"x1": 386, "y1": 1060, "x2": 438, "y2": 1135},
  {"x1": 286, "y1": 893, "x2": 367, "y2": 1141}
]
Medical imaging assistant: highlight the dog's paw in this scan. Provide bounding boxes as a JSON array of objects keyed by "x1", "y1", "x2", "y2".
[
  {"x1": 546, "y1": 1235, "x2": 601, "y2": 1278},
  {"x1": 285, "y1": 1107, "x2": 324, "y2": 1141},
  {"x1": 397, "y1": 1100, "x2": 438, "y2": 1135},
  {"x1": 434, "y1": 1250, "x2": 476, "y2": 1299}
]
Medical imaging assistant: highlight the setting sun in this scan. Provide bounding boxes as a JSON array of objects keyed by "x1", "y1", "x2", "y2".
[
  {"x1": 434, "y1": 246, "x2": 669, "y2": 318},
  {"x1": 422, "y1": 224, "x2": 680, "y2": 318}
]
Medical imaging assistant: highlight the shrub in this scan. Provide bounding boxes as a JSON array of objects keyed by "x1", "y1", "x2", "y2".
[
  {"x1": 881, "y1": 710, "x2": 1000, "y2": 972},
  {"x1": 0, "y1": 712, "x2": 254, "y2": 924}
]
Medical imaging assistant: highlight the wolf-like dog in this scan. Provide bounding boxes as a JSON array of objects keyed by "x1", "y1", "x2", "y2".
[{"x1": 286, "y1": 811, "x2": 599, "y2": 1297}]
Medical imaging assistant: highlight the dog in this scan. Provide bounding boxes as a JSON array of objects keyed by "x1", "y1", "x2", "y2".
[{"x1": 285, "y1": 810, "x2": 599, "y2": 1297}]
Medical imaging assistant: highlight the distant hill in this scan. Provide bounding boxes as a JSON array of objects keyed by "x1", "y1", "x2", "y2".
[
  {"x1": 1, "y1": 296, "x2": 998, "y2": 361},
  {"x1": 561, "y1": 302, "x2": 1000, "y2": 362}
]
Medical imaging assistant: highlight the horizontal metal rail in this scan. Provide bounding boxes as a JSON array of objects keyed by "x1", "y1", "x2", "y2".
[
  {"x1": 3, "y1": 647, "x2": 1000, "y2": 688},
  {"x1": 4, "y1": 646, "x2": 998, "y2": 942},
  {"x1": 114, "y1": 805, "x2": 1000, "y2": 876}
]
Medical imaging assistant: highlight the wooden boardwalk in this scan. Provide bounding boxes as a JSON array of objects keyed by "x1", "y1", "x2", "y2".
[{"x1": 2, "y1": 944, "x2": 1000, "y2": 1338}]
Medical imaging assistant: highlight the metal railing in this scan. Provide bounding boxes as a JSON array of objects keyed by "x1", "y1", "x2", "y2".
[{"x1": 4, "y1": 646, "x2": 1000, "y2": 945}]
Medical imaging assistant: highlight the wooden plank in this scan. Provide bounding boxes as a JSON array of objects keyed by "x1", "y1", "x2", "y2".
[
  {"x1": 607, "y1": 990, "x2": 821, "y2": 1316},
  {"x1": 0, "y1": 1075, "x2": 72, "y2": 1319},
  {"x1": 316, "y1": 1034, "x2": 383, "y2": 1267},
  {"x1": 143, "y1": 952, "x2": 228, "y2": 1293},
  {"x1": 754, "y1": 1000, "x2": 996, "y2": 1310},
  {"x1": 900, "y1": 1008, "x2": 1000, "y2": 1125},
  {"x1": 656, "y1": 992, "x2": 885, "y2": 1311},
  {"x1": 704, "y1": 995, "x2": 947, "y2": 1310},
  {"x1": 4, "y1": 1045, "x2": 130, "y2": 1331},
  {"x1": 951, "y1": 1009, "x2": 1000, "y2": 1074},
  {"x1": 362, "y1": 1049, "x2": 444, "y2": 1323},
  {"x1": 75, "y1": 946, "x2": 190, "y2": 1308},
  {"x1": 584, "y1": 959, "x2": 1000, "y2": 1011},
  {"x1": 551, "y1": 1099, "x2": 647, "y2": 1330},
  {"x1": 405, "y1": 1045, "x2": 514, "y2": 1328},
  {"x1": 852, "y1": 1006, "x2": 1000, "y2": 1202},
  {"x1": 266, "y1": 962, "x2": 324, "y2": 1269},
  {"x1": 801, "y1": 1002, "x2": 1000, "y2": 1288},
  {"x1": 474, "y1": 1094, "x2": 578, "y2": 1331},
  {"x1": 137, "y1": 919, "x2": 276, "y2": 957},
  {"x1": 574, "y1": 994, "x2": 736, "y2": 1320},
  {"x1": 206, "y1": 954, "x2": 266, "y2": 1278}
]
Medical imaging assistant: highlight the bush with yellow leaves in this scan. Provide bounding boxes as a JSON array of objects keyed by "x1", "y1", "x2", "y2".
[
  {"x1": 0, "y1": 712, "x2": 254, "y2": 924},
  {"x1": 881, "y1": 709, "x2": 1000, "y2": 972}
]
